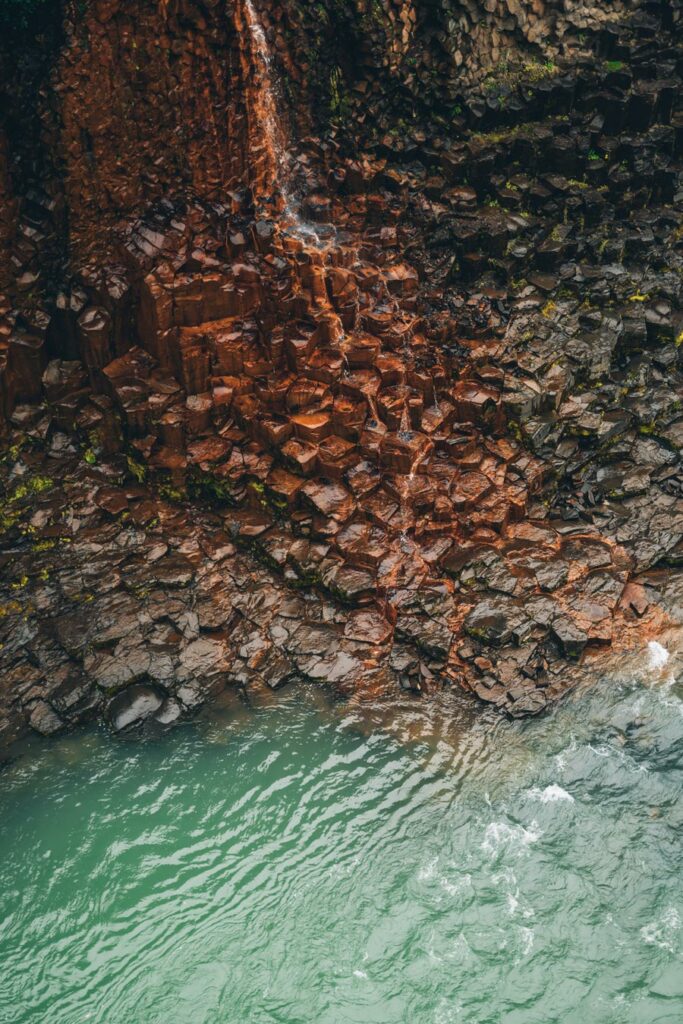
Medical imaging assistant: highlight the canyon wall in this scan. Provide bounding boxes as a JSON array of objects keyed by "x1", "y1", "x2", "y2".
[
  {"x1": 1, "y1": 0, "x2": 682, "y2": 746},
  {"x1": 264, "y1": 0, "x2": 634, "y2": 130},
  {"x1": 0, "y1": 0, "x2": 634, "y2": 299},
  {"x1": 1, "y1": 0, "x2": 248, "y2": 285},
  {"x1": 1, "y1": 0, "x2": 638, "y2": 412}
]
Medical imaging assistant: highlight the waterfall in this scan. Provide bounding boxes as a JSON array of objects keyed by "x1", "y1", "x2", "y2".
[
  {"x1": 242, "y1": 0, "x2": 290, "y2": 194},
  {"x1": 242, "y1": 0, "x2": 329, "y2": 244}
]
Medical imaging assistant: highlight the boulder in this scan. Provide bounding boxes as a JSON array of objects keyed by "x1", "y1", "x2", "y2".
[
  {"x1": 29, "y1": 701, "x2": 64, "y2": 736},
  {"x1": 108, "y1": 684, "x2": 165, "y2": 732},
  {"x1": 550, "y1": 618, "x2": 588, "y2": 660},
  {"x1": 465, "y1": 599, "x2": 523, "y2": 646}
]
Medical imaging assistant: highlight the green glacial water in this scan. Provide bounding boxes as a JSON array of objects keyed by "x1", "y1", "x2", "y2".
[{"x1": 1, "y1": 651, "x2": 682, "y2": 1024}]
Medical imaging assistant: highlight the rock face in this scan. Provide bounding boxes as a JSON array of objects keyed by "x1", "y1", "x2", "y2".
[{"x1": 0, "y1": 0, "x2": 682, "y2": 751}]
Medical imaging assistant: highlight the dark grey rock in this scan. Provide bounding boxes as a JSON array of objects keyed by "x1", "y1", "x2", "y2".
[
  {"x1": 108, "y1": 684, "x2": 164, "y2": 732},
  {"x1": 465, "y1": 599, "x2": 521, "y2": 646},
  {"x1": 551, "y1": 618, "x2": 588, "y2": 660},
  {"x1": 29, "y1": 701, "x2": 64, "y2": 736},
  {"x1": 154, "y1": 698, "x2": 182, "y2": 725},
  {"x1": 535, "y1": 559, "x2": 569, "y2": 592}
]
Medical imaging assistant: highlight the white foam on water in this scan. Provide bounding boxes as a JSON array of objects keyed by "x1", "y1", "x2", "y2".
[
  {"x1": 640, "y1": 639, "x2": 683, "y2": 705},
  {"x1": 418, "y1": 855, "x2": 438, "y2": 882},
  {"x1": 426, "y1": 932, "x2": 444, "y2": 964},
  {"x1": 439, "y1": 873, "x2": 472, "y2": 898},
  {"x1": 434, "y1": 998, "x2": 464, "y2": 1022},
  {"x1": 647, "y1": 641, "x2": 670, "y2": 672},
  {"x1": 353, "y1": 969, "x2": 368, "y2": 980},
  {"x1": 527, "y1": 784, "x2": 575, "y2": 804},
  {"x1": 329, "y1": 854, "x2": 360, "y2": 879},
  {"x1": 482, "y1": 820, "x2": 542, "y2": 857},
  {"x1": 493, "y1": 868, "x2": 534, "y2": 920},
  {"x1": 518, "y1": 926, "x2": 535, "y2": 957},
  {"x1": 640, "y1": 907, "x2": 681, "y2": 952},
  {"x1": 492, "y1": 867, "x2": 516, "y2": 888},
  {"x1": 417, "y1": 856, "x2": 471, "y2": 898},
  {"x1": 447, "y1": 932, "x2": 472, "y2": 965},
  {"x1": 508, "y1": 893, "x2": 534, "y2": 920}
]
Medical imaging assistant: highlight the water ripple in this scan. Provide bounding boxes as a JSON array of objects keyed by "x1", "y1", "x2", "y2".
[{"x1": 0, "y1": 664, "x2": 682, "y2": 1023}]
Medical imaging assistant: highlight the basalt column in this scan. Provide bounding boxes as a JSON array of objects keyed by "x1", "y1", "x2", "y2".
[
  {"x1": 0, "y1": 0, "x2": 682, "y2": 752},
  {"x1": 0, "y1": 0, "x2": 264, "y2": 412}
]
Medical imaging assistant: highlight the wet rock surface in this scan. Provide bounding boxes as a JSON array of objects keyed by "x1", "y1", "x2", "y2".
[
  {"x1": 1, "y1": 0, "x2": 683, "y2": 751},
  {"x1": 109, "y1": 684, "x2": 165, "y2": 733}
]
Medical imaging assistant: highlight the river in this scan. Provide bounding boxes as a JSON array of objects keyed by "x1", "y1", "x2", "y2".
[{"x1": 0, "y1": 651, "x2": 681, "y2": 1023}]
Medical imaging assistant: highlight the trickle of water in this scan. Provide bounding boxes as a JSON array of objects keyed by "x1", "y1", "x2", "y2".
[
  {"x1": 400, "y1": 398, "x2": 411, "y2": 435},
  {"x1": 243, "y1": 0, "x2": 289, "y2": 191},
  {"x1": 243, "y1": 0, "x2": 334, "y2": 248}
]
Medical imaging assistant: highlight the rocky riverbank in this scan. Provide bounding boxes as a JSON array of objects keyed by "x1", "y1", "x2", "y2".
[
  {"x1": 1, "y1": 0, "x2": 683, "y2": 752},
  {"x1": 0, "y1": 383, "x2": 680, "y2": 753}
]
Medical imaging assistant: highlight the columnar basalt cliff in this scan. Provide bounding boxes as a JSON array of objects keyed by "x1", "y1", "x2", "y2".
[{"x1": 0, "y1": 0, "x2": 682, "y2": 749}]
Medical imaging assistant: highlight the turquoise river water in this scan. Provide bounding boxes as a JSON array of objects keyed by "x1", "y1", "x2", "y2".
[{"x1": 0, "y1": 650, "x2": 682, "y2": 1024}]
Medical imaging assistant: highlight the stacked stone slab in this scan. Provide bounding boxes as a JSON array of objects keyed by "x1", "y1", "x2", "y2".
[{"x1": 0, "y1": 0, "x2": 682, "y2": 747}]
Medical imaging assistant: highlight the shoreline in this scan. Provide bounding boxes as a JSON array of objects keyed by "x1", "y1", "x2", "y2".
[{"x1": 1, "y1": 428, "x2": 681, "y2": 760}]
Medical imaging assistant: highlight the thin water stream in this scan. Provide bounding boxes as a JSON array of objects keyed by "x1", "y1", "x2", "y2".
[
  {"x1": 1, "y1": 655, "x2": 681, "y2": 1023},
  {"x1": 243, "y1": 0, "x2": 336, "y2": 247}
]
